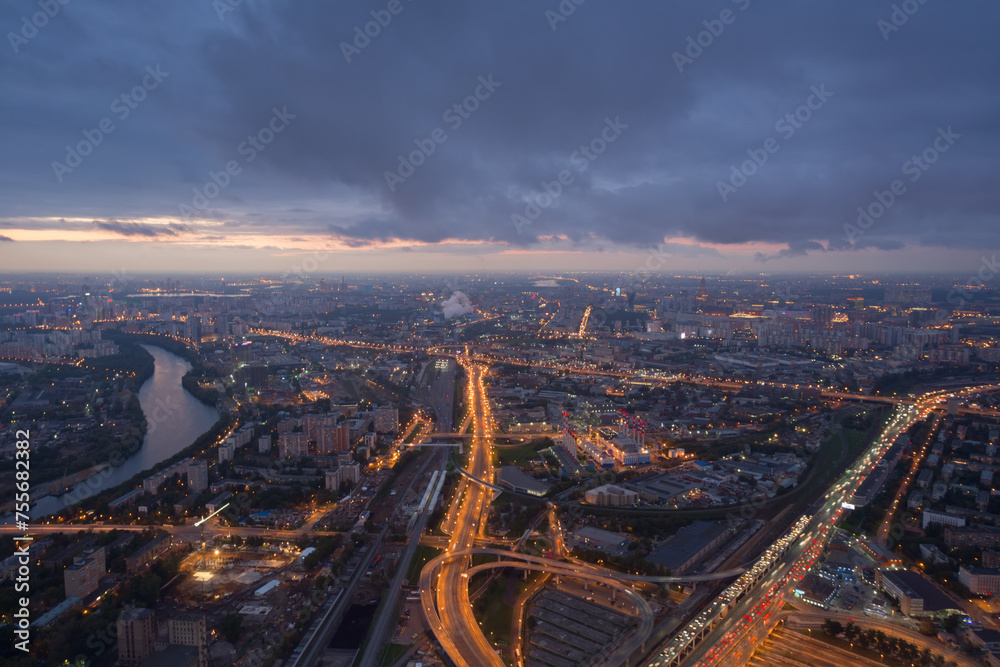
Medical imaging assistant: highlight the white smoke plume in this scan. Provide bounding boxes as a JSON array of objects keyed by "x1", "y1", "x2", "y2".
[{"x1": 441, "y1": 291, "x2": 475, "y2": 319}]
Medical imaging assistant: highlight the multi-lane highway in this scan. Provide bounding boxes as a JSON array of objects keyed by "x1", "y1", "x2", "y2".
[
  {"x1": 245, "y1": 329, "x2": 1000, "y2": 664},
  {"x1": 645, "y1": 387, "x2": 999, "y2": 666},
  {"x1": 422, "y1": 359, "x2": 505, "y2": 666}
]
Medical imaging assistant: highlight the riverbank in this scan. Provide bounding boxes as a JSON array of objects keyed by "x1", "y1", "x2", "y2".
[{"x1": 30, "y1": 345, "x2": 223, "y2": 519}]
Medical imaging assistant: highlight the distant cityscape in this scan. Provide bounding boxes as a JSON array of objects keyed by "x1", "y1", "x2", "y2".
[{"x1": 0, "y1": 272, "x2": 997, "y2": 667}]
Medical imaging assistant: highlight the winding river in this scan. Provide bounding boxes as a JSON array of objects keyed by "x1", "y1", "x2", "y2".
[{"x1": 31, "y1": 345, "x2": 220, "y2": 518}]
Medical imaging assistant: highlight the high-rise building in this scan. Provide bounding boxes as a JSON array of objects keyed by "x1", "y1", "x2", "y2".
[
  {"x1": 315, "y1": 422, "x2": 350, "y2": 455},
  {"x1": 117, "y1": 607, "x2": 156, "y2": 666},
  {"x1": 185, "y1": 459, "x2": 208, "y2": 493},
  {"x1": 278, "y1": 432, "x2": 309, "y2": 459},
  {"x1": 64, "y1": 547, "x2": 106, "y2": 599},
  {"x1": 167, "y1": 613, "x2": 208, "y2": 667},
  {"x1": 373, "y1": 406, "x2": 399, "y2": 434},
  {"x1": 811, "y1": 305, "x2": 834, "y2": 328},
  {"x1": 184, "y1": 317, "x2": 201, "y2": 343},
  {"x1": 230, "y1": 341, "x2": 253, "y2": 365}
]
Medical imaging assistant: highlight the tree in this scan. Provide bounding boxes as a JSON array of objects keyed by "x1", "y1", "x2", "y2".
[
  {"x1": 220, "y1": 613, "x2": 243, "y2": 643},
  {"x1": 898, "y1": 640, "x2": 917, "y2": 661},
  {"x1": 873, "y1": 629, "x2": 890, "y2": 654},
  {"x1": 844, "y1": 621, "x2": 859, "y2": 642},
  {"x1": 942, "y1": 613, "x2": 962, "y2": 633},
  {"x1": 822, "y1": 619, "x2": 843, "y2": 637}
]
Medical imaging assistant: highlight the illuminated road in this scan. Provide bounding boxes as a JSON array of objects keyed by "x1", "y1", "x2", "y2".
[
  {"x1": 690, "y1": 403, "x2": 929, "y2": 667},
  {"x1": 648, "y1": 383, "x2": 1000, "y2": 666},
  {"x1": 0, "y1": 517, "x2": 339, "y2": 542},
  {"x1": 421, "y1": 359, "x2": 505, "y2": 667},
  {"x1": 419, "y1": 547, "x2": 744, "y2": 667},
  {"x1": 251, "y1": 329, "x2": 916, "y2": 406},
  {"x1": 645, "y1": 400, "x2": 935, "y2": 667},
  {"x1": 427, "y1": 548, "x2": 745, "y2": 585},
  {"x1": 776, "y1": 609, "x2": 980, "y2": 666}
]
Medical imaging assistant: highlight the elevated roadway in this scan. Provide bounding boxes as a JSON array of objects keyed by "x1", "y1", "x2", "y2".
[
  {"x1": 420, "y1": 548, "x2": 745, "y2": 667},
  {"x1": 422, "y1": 360, "x2": 505, "y2": 667}
]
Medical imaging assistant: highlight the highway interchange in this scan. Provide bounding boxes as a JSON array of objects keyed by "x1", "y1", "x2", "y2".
[
  {"x1": 247, "y1": 328, "x2": 1000, "y2": 665},
  {"x1": 27, "y1": 325, "x2": 998, "y2": 665}
]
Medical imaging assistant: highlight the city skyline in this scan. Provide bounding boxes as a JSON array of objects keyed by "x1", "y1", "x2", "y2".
[
  {"x1": 2, "y1": 270, "x2": 1000, "y2": 666},
  {"x1": 4, "y1": 2, "x2": 1000, "y2": 665}
]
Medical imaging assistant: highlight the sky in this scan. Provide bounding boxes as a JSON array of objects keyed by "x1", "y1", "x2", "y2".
[{"x1": 1, "y1": 0, "x2": 998, "y2": 276}]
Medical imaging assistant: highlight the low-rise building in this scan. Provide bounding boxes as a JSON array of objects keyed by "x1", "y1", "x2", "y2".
[
  {"x1": 573, "y1": 526, "x2": 630, "y2": 553},
  {"x1": 796, "y1": 573, "x2": 837, "y2": 609},
  {"x1": 646, "y1": 521, "x2": 732, "y2": 575},
  {"x1": 922, "y1": 509, "x2": 966, "y2": 530},
  {"x1": 878, "y1": 570, "x2": 960, "y2": 617},
  {"x1": 126, "y1": 534, "x2": 172, "y2": 574},
  {"x1": 584, "y1": 484, "x2": 638, "y2": 506},
  {"x1": 859, "y1": 540, "x2": 903, "y2": 567},
  {"x1": 946, "y1": 526, "x2": 1000, "y2": 548},
  {"x1": 497, "y1": 466, "x2": 550, "y2": 497},
  {"x1": 918, "y1": 543, "x2": 950, "y2": 566},
  {"x1": 959, "y1": 566, "x2": 1000, "y2": 595}
]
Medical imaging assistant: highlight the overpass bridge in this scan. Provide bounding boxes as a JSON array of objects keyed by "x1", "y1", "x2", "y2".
[
  {"x1": 420, "y1": 548, "x2": 746, "y2": 667},
  {"x1": 452, "y1": 460, "x2": 506, "y2": 493}
]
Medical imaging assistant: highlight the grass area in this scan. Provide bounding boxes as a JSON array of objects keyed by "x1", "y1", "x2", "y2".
[
  {"x1": 472, "y1": 553, "x2": 500, "y2": 567},
  {"x1": 526, "y1": 538, "x2": 551, "y2": 552},
  {"x1": 406, "y1": 545, "x2": 443, "y2": 585},
  {"x1": 473, "y1": 575, "x2": 515, "y2": 652},
  {"x1": 495, "y1": 440, "x2": 549, "y2": 466},
  {"x1": 515, "y1": 570, "x2": 544, "y2": 595},
  {"x1": 377, "y1": 643, "x2": 410, "y2": 667}
]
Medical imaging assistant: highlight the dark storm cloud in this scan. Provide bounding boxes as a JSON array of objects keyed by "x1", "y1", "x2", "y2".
[{"x1": 1, "y1": 0, "x2": 999, "y2": 261}]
